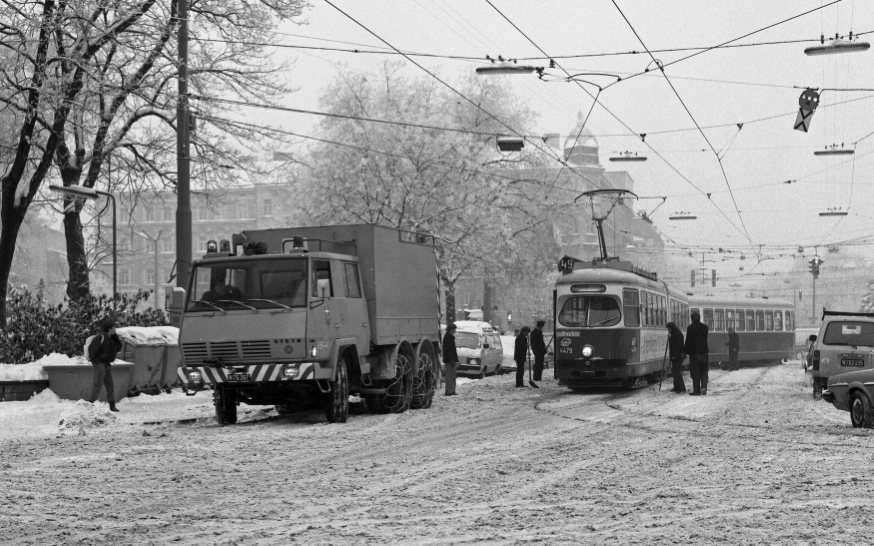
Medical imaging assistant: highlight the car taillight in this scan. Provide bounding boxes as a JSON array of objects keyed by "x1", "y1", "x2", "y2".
[{"x1": 813, "y1": 350, "x2": 820, "y2": 371}]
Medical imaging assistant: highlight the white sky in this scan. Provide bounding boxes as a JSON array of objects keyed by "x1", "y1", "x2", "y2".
[{"x1": 229, "y1": 0, "x2": 874, "y2": 276}]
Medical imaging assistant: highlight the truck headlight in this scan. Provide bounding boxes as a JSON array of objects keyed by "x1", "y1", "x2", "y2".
[
  {"x1": 283, "y1": 365, "x2": 299, "y2": 378},
  {"x1": 469, "y1": 358, "x2": 479, "y2": 365},
  {"x1": 582, "y1": 345, "x2": 594, "y2": 358},
  {"x1": 188, "y1": 371, "x2": 202, "y2": 382},
  {"x1": 311, "y1": 346, "x2": 318, "y2": 357}
]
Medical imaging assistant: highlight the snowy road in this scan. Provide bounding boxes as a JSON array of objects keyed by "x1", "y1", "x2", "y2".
[{"x1": 2, "y1": 361, "x2": 871, "y2": 545}]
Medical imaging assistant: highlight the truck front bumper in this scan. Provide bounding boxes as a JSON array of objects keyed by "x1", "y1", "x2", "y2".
[{"x1": 179, "y1": 362, "x2": 318, "y2": 394}]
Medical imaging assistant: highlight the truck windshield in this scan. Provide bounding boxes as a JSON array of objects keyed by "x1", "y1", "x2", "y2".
[
  {"x1": 558, "y1": 296, "x2": 621, "y2": 327},
  {"x1": 188, "y1": 258, "x2": 307, "y2": 311}
]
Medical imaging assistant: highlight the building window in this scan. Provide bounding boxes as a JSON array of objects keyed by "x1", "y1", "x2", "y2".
[
  {"x1": 247, "y1": 202, "x2": 257, "y2": 218},
  {"x1": 163, "y1": 207, "x2": 173, "y2": 222},
  {"x1": 119, "y1": 269, "x2": 130, "y2": 285},
  {"x1": 147, "y1": 269, "x2": 156, "y2": 285},
  {"x1": 262, "y1": 200, "x2": 273, "y2": 216},
  {"x1": 145, "y1": 206, "x2": 155, "y2": 222}
]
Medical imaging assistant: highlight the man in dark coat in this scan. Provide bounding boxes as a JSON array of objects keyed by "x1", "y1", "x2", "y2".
[
  {"x1": 515, "y1": 326, "x2": 531, "y2": 388},
  {"x1": 684, "y1": 311, "x2": 710, "y2": 396},
  {"x1": 666, "y1": 322, "x2": 686, "y2": 393},
  {"x1": 87, "y1": 319, "x2": 123, "y2": 411},
  {"x1": 726, "y1": 326, "x2": 740, "y2": 371},
  {"x1": 530, "y1": 320, "x2": 547, "y2": 381},
  {"x1": 442, "y1": 323, "x2": 459, "y2": 396}
]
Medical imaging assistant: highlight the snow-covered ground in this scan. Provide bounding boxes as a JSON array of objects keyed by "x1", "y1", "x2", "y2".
[{"x1": 3, "y1": 359, "x2": 871, "y2": 545}]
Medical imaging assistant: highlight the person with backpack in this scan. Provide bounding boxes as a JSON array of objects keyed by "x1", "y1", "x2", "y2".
[{"x1": 87, "y1": 319, "x2": 123, "y2": 412}]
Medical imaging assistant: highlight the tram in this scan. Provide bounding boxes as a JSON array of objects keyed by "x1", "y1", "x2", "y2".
[
  {"x1": 552, "y1": 260, "x2": 797, "y2": 389},
  {"x1": 688, "y1": 295, "x2": 795, "y2": 368},
  {"x1": 552, "y1": 189, "x2": 795, "y2": 390},
  {"x1": 553, "y1": 257, "x2": 690, "y2": 389}
]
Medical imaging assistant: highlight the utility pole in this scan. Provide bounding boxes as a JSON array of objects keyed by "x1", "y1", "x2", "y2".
[{"x1": 174, "y1": 0, "x2": 192, "y2": 325}]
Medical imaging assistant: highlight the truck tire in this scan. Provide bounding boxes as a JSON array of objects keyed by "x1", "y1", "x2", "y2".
[
  {"x1": 411, "y1": 351, "x2": 437, "y2": 410},
  {"x1": 214, "y1": 386, "x2": 237, "y2": 425},
  {"x1": 325, "y1": 357, "x2": 349, "y2": 423},
  {"x1": 365, "y1": 353, "x2": 412, "y2": 414}
]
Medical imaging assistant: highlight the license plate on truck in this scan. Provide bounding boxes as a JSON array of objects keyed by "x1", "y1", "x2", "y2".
[
  {"x1": 228, "y1": 373, "x2": 250, "y2": 381},
  {"x1": 841, "y1": 358, "x2": 864, "y2": 367}
]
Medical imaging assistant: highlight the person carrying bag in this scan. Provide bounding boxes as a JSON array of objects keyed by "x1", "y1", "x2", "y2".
[{"x1": 87, "y1": 319, "x2": 123, "y2": 412}]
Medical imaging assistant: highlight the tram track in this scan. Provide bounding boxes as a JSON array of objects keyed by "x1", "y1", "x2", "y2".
[{"x1": 534, "y1": 364, "x2": 874, "y2": 451}]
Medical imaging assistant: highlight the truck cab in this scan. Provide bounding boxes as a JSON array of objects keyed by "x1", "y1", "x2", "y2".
[{"x1": 173, "y1": 225, "x2": 440, "y2": 425}]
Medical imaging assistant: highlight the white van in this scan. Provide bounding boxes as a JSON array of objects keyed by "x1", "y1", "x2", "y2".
[{"x1": 452, "y1": 320, "x2": 504, "y2": 378}]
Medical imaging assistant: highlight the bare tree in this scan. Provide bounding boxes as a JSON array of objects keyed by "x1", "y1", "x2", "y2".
[
  {"x1": 293, "y1": 62, "x2": 542, "y2": 321},
  {"x1": 0, "y1": 0, "x2": 308, "y2": 324}
]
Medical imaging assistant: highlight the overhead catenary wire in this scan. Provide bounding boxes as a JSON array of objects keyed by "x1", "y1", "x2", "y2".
[
  {"x1": 610, "y1": 0, "x2": 759, "y2": 259},
  {"x1": 321, "y1": 0, "x2": 606, "y2": 195},
  {"x1": 482, "y1": 0, "x2": 754, "y2": 249}
]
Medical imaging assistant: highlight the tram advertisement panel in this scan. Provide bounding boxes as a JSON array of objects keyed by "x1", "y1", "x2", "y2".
[{"x1": 555, "y1": 328, "x2": 667, "y2": 364}]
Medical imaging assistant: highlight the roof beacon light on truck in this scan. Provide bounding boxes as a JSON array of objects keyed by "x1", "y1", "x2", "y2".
[
  {"x1": 285, "y1": 236, "x2": 308, "y2": 254},
  {"x1": 206, "y1": 240, "x2": 218, "y2": 253}
]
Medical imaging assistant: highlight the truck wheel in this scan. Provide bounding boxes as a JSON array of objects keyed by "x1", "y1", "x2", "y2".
[
  {"x1": 850, "y1": 392, "x2": 874, "y2": 428},
  {"x1": 365, "y1": 353, "x2": 412, "y2": 414},
  {"x1": 214, "y1": 386, "x2": 237, "y2": 425},
  {"x1": 411, "y1": 351, "x2": 437, "y2": 410},
  {"x1": 325, "y1": 357, "x2": 349, "y2": 423}
]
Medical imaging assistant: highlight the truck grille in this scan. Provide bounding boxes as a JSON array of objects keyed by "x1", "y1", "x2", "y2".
[{"x1": 183, "y1": 340, "x2": 272, "y2": 363}]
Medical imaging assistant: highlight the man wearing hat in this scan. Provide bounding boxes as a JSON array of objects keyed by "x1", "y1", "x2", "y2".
[
  {"x1": 530, "y1": 320, "x2": 547, "y2": 381},
  {"x1": 442, "y1": 323, "x2": 459, "y2": 396}
]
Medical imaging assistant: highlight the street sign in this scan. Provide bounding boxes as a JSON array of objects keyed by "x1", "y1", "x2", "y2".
[{"x1": 794, "y1": 89, "x2": 819, "y2": 133}]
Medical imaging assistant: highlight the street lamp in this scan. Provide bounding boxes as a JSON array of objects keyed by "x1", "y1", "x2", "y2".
[
  {"x1": 134, "y1": 229, "x2": 164, "y2": 309},
  {"x1": 475, "y1": 64, "x2": 541, "y2": 75},
  {"x1": 49, "y1": 184, "x2": 117, "y2": 311},
  {"x1": 805, "y1": 37, "x2": 870, "y2": 56}
]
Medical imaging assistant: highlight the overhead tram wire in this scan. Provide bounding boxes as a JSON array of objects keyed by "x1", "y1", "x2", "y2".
[
  {"x1": 614, "y1": 0, "x2": 847, "y2": 86},
  {"x1": 198, "y1": 113, "x2": 584, "y2": 195},
  {"x1": 196, "y1": 25, "x2": 874, "y2": 64},
  {"x1": 321, "y1": 0, "x2": 606, "y2": 195},
  {"x1": 609, "y1": 0, "x2": 760, "y2": 260},
  {"x1": 482, "y1": 0, "x2": 752, "y2": 245}
]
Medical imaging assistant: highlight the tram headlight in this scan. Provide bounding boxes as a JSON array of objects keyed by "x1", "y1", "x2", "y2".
[{"x1": 582, "y1": 345, "x2": 594, "y2": 358}]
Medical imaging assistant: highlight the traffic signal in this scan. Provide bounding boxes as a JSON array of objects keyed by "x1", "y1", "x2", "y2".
[
  {"x1": 808, "y1": 259, "x2": 815, "y2": 274},
  {"x1": 690, "y1": 270, "x2": 695, "y2": 287},
  {"x1": 711, "y1": 269, "x2": 717, "y2": 287}
]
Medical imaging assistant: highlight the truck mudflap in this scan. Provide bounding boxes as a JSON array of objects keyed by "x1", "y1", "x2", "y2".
[{"x1": 178, "y1": 362, "x2": 315, "y2": 389}]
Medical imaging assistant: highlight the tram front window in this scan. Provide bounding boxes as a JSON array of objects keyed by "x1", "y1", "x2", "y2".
[{"x1": 559, "y1": 296, "x2": 621, "y2": 327}]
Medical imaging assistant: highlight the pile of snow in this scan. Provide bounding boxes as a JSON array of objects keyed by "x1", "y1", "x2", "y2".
[
  {"x1": 57, "y1": 399, "x2": 119, "y2": 430},
  {"x1": 116, "y1": 326, "x2": 178, "y2": 346}
]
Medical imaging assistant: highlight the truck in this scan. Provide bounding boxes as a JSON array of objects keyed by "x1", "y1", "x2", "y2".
[{"x1": 170, "y1": 224, "x2": 442, "y2": 424}]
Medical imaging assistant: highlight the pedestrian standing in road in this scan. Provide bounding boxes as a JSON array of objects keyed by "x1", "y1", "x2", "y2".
[
  {"x1": 726, "y1": 326, "x2": 740, "y2": 371},
  {"x1": 530, "y1": 320, "x2": 547, "y2": 381},
  {"x1": 684, "y1": 311, "x2": 710, "y2": 396},
  {"x1": 87, "y1": 319, "x2": 123, "y2": 412},
  {"x1": 443, "y1": 323, "x2": 459, "y2": 396},
  {"x1": 666, "y1": 322, "x2": 686, "y2": 393},
  {"x1": 515, "y1": 326, "x2": 531, "y2": 388}
]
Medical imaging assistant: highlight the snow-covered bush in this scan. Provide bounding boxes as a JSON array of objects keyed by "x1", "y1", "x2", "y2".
[{"x1": 0, "y1": 283, "x2": 168, "y2": 364}]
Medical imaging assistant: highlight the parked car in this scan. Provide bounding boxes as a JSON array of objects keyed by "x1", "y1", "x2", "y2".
[
  {"x1": 810, "y1": 311, "x2": 874, "y2": 399},
  {"x1": 452, "y1": 321, "x2": 503, "y2": 378},
  {"x1": 823, "y1": 367, "x2": 874, "y2": 428}
]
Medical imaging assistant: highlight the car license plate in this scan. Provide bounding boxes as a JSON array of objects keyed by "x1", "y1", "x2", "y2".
[
  {"x1": 841, "y1": 358, "x2": 865, "y2": 367},
  {"x1": 228, "y1": 373, "x2": 250, "y2": 381}
]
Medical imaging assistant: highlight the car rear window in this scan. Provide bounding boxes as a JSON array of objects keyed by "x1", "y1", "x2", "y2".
[{"x1": 822, "y1": 321, "x2": 874, "y2": 347}]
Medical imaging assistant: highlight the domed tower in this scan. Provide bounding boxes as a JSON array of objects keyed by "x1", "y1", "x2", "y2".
[{"x1": 563, "y1": 111, "x2": 600, "y2": 166}]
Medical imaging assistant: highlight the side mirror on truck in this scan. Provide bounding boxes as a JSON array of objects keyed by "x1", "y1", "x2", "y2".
[
  {"x1": 808, "y1": 334, "x2": 817, "y2": 343},
  {"x1": 166, "y1": 287, "x2": 186, "y2": 326}
]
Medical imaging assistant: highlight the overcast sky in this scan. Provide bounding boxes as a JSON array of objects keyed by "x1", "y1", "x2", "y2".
[{"x1": 240, "y1": 0, "x2": 874, "y2": 277}]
